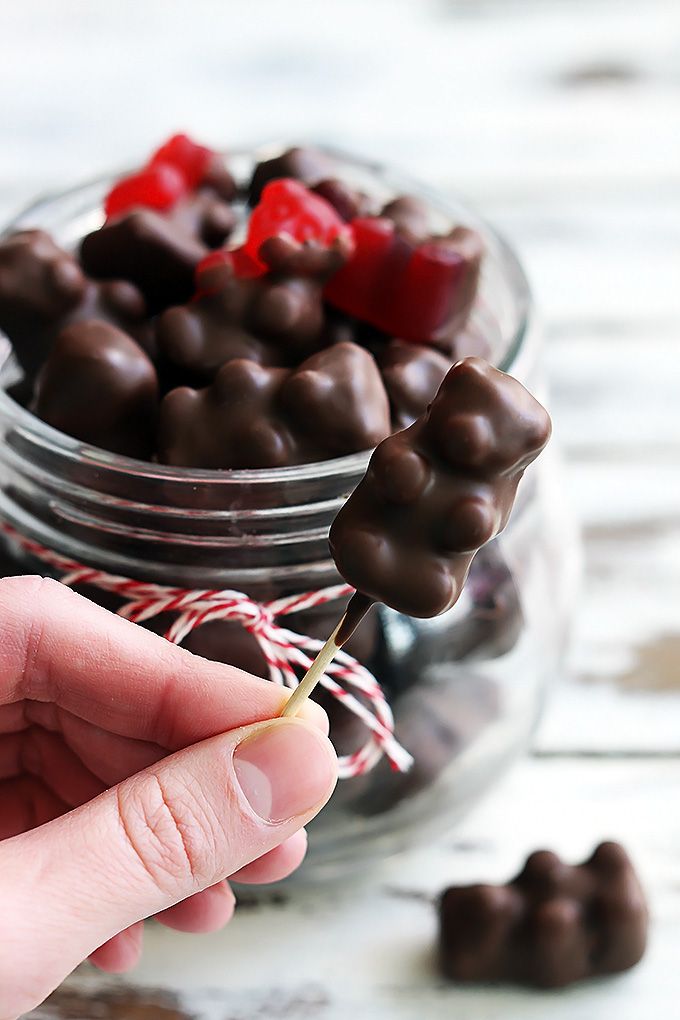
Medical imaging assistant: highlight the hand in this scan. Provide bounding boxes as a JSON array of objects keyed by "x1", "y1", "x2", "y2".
[{"x1": 0, "y1": 575, "x2": 337, "y2": 1019}]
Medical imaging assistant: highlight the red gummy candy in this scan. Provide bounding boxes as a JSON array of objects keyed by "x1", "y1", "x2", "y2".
[
  {"x1": 325, "y1": 219, "x2": 482, "y2": 342},
  {"x1": 245, "y1": 179, "x2": 346, "y2": 266},
  {"x1": 324, "y1": 217, "x2": 409, "y2": 323},
  {"x1": 150, "y1": 133, "x2": 214, "y2": 190},
  {"x1": 105, "y1": 163, "x2": 187, "y2": 220}
]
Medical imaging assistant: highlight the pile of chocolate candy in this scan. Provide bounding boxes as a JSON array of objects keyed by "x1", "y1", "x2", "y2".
[{"x1": 0, "y1": 135, "x2": 488, "y2": 467}]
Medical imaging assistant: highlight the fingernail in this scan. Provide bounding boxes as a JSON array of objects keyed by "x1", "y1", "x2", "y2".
[{"x1": 233, "y1": 720, "x2": 337, "y2": 823}]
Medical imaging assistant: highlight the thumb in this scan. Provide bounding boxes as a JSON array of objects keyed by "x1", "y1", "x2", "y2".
[{"x1": 0, "y1": 717, "x2": 337, "y2": 1018}]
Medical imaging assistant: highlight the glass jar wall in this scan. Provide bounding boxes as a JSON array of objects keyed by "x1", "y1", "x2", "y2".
[{"x1": 0, "y1": 148, "x2": 579, "y2": 878}]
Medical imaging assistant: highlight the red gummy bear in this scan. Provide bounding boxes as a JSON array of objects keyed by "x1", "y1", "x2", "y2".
[
  {"x1": 105, "y1": 163, "x2": 187, "y2": 220},
  {"x1": 244, "y1": 179, "x2": 347, "y2": 269},
  {"x1": 105, "y1": 134, "x2": 220, "y2": 221},
  {"x1": 325, "y1": 218, "x2": 483, "y2": 343},
  {"x1": 149, "y1": 133, "x2": 214, "y2": 189}
]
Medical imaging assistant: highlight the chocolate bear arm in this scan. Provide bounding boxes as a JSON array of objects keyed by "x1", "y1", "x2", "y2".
[
  {"x1": 439, "y1": 842, "x2": 648, "y2": 988},
  {"x1": 80, "y1": 209, "x2": 207, "y2": 312},
  {"x1": 329, "y1": 358, "x2": 551, "y2": 618},
  {"x1": 248, "y1": 146, "x2": 335, "y2": 205},
  {"x1": 376, "y1": 339, "x2": 452, "y2": 430},
  {"x1": 32, "y1": 320, "x2": 158, "y2": 459}
]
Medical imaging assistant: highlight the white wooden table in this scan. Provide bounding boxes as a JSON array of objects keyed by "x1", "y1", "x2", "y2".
[{"x1": 1, "y1": 1, "x2": 678, "y2": 1016}]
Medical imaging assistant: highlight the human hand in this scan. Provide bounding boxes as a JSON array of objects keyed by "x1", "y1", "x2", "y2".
[{"x1": 0, "y1": 575, "x2": 337, "y2": 1019}]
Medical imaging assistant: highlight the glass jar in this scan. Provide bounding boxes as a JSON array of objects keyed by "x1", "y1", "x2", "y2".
[{"x1": 0, "y1": 147, "x2": 579, "y2": 879}]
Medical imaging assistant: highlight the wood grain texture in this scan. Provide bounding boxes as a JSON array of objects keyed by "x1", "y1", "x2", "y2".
[{"x1": 1, "y1": 0, "x2": 676, "y2": 1015}]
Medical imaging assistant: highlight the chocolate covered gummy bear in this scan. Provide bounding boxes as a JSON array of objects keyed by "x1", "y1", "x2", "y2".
[
  {"x1": 0, "y1": 230, "x2": 151, "y2": 377},
  {"x1": 156, "y1": 234, "x2": 352, "y2": 383},
  {"x1": 158, "y1": 341, "x2": 390, "y2": 469},
  {"x1": 329, "y1": 357, "x2": 551, "y2": 618},
  {"x1": 32, "y1": 320, "x2": 159, "y2": 459},
  {"x1": 439, "y1": 842, "x2": 649, "y2": 988}
]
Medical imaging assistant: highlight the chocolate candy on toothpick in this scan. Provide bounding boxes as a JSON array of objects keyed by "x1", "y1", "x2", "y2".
[{"x1": 281, "y1": 357, "x2": 551, "y2": 720}]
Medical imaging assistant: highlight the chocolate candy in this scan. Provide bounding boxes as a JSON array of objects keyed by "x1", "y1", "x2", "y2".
[
  {"x1": 381, "y1": 194, "x2": 432, "y2": 243},
  {"x1": 157, "y1": 234, "x2": 352, "y2": 382},
  {"x1": 168, "y1": 189, "x2": 236, "y2": 249},
  {"x1": 32, "y1": 320, "x2": 158, "y2": 458},
  {"x1": 248, "y1": 146, "x2": 335, "y2": 205},
  {"x1": 0, "y1": 230, "x2": 152, "y2": 377},
  {"x1": 376, "y1": 339, "x2": 452, "y2": 430},
  {"x1": 329, "y1": 357, "x2": 551, "y2": 617},
  {"x1": 80, "y1": 209, "x2": 207, "y2": 312},
  {"x1": 312, "y1": 178, "x2": 375, "y2": 222},
  {"x1": 158, "y1": 340, "x2": 390, "y2": 469},
  {"x1": 439, "y1": 842, "x2": 649, "y2": 987}
]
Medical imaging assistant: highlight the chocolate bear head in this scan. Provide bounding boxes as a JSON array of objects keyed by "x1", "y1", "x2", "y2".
[
  {"x1": 158, "y1": 341, "x2": 390, "y2": 469},
  {"x1": 32, "y1": 320, "x2": 159, "y2": 459},
  {"x1": 439, "y1": 842, "x2": 649, "y2": 988},
  {"x1": 329, "y1": 358, "x2": 551, "y2": 617}
]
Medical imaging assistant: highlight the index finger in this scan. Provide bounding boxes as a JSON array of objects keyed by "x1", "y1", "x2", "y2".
[{"x1": 0, "y1": 575, "x2": 327, "y2": 748}]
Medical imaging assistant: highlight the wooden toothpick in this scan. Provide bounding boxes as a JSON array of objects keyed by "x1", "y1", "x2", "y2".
[
  {"x1": 280, "y1": 616, "x2": 345, "y2": 718},
  {"x1": 280, "y1": 592, "x2": 373, "y2": 718}
]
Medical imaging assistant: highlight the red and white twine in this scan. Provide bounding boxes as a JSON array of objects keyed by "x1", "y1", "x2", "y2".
[{"x1": 0, "y1": 522, "x2": 412, "y2": 778}]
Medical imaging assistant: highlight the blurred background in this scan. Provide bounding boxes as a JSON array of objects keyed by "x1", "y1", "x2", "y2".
[{"x1": 2, "y1": 1, "x2": 679, "y2": 1016}]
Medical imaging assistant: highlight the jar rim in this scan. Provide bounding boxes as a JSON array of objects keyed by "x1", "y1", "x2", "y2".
[{"x1": 0, "y1": 143, "x2": 531, "y2": 488}]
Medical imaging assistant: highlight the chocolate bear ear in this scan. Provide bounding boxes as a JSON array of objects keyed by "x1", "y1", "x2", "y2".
[
  {"x1": 368, "y1": 439, "x2": 431, "y2": 505},
  {"x1": 516, "y1": 849, "x2": 567, "y2": 886}
]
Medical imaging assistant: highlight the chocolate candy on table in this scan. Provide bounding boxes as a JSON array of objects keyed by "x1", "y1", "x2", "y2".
[
  {"x1": 156, "y1": 234, "x2": 352, "y2": 383},
  {"x1": 158, "y1": 340, "x2": 391, "y2": 469},
  {"x1": 329, "y1": 357, "x2": 551, "y2": 618},
  {"x1": 32, "y1": 320, "x2": 159, "y2": 459},
  {"x1": 376, "y1": 338, "x2": 452, "y2": 430},
  {"x1": 0, "y1": 230, "x2": 153, "y2": 377},
  {"x1": 248, "y1": 146, "x2": 335, "y2": 205},
  {"x1": 80, "y1": 209, "x2": 208, "y2": 312},
  {"x1": 439, "y1": 842, "x2": 649, "y2": 987}
]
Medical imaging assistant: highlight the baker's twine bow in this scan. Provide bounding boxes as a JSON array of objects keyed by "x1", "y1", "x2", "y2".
[{"x1": 0, "y1": 522, "x2": 412, "y2": 778}]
